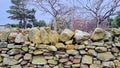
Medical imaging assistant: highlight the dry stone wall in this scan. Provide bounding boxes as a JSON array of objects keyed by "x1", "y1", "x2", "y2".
[{"x1": 0, "y1": 27, "x2": 120, "y2": 68}]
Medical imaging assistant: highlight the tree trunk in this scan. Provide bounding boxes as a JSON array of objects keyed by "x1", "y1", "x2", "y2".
[
  {"x1": 23, "y1": 19, "x2": 27, "y2": 29},
  {"x1": 53, "y1": 17, "x2": 57, "y2": 31}
]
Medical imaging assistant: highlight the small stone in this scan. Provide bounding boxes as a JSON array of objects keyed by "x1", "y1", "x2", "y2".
[
  {"x1": 88, "y1": 49, "x2": 97, "y2": 56},
  {"x1": 95, "y1": 47, "x2": 107, "y2": 52},
  {"x1": 65, "y1": 40, "x2": 73, "y2": 45},
  {"x1": 80, "y1": 64, "x2": 89, "y2": 68},
  {"x1": 92, "y1": 42, "x2": 104, "y2": 46},
  {"x1": 114, "y1": 60, "x2": 120, "y2": 68},
  {"x1": 48, "y1": 60, "x2": 57, "y2": 64},
  {"x1": 73, "y1": 58, "x2": 80, "y2": 63},
  {"x1": 43, "y1": 65, "x2": 50, "y2": 68},
  {"x1": 93, "y1": 60, "x2": 101, "y2": 65},
  {"x1": 7, "y1": 49, "x2": 21, "y2": 55},
  {"x1": 112, "y1": 28, "x2": 120, "y2": 35},
  {"x1": 53, "y1": 66, "x2": 59, "y2": 68},
  {"x1": 14, "y1": 54, "x2": 23, "y2": 60},
  {"x1": 115, "y1": 43, "x2": 120, "y2": 47},
  {"x1": 32, "y1": 56, "x2": 47, "y2": 64},
  {"x1": 102, "y1": 61, "x2": 115, "y2": 68},
  {"x1": 86, "y1": 45, "x2": 96, "y2": 49},
  {"x1": 36, "y1": 44, "x2": 49, "y2": 49},
  {"x1": 14, "y1": 45, "x2": 22, "y2": 48},
  {"x1": 22, "y1": 46, "x2": 28, "y2": 52},
  {"x1": 72, "y1": 64, "x2": 80, "y2": 68},
  {"x1": 24, "y1": 54, "x2": 32, "y2": 60},
  {"x1": 111, "y1": 47, "x2": 119, "y2": 53},
  {"x1": 59, "y1": 58, "x2": 68, "y2": 63},
  {"x1": 48, "y1": 46, "x2": 57, "y2": 51},
  {"x1": 11, "y1": 65, "x2": 22, "y2": 68},
  {"x1": 7, "y1": 44, "x2": 14, "y2": 48},
  {"x1": 0, "y1": 42, "x2": 7, "y2": 48},
  {"x1": 90, "y1": 64, "x2": 102, "y2": 68},
  {"x1": 79, "y1": 50, "x2": 87, "y2": 55},
  {"x1": 105, "y1": 31, "x2": 112, "y2": 41},
  {"x1": 75, "y1": 45, "x2": 85, "y2": 49},
  {"x1": 3, "y1": 58, "x2": 18, "y2": 65},
  {"x1": 33, "y1": 50, "x2": 44, "y2": 55},
  {"x1": 97, "y1": 52, "x2": 115, "y2": 61},
  {"x1": 66, "y1": 44, "x2": 74, "y2": 50},
  {"x1": 15, "y1": 33, "x2": 25, "y2": 43},
  {"x1": 67, "y1": 50, "x2": 79, "y2": 55},
  {"x1": 65, "y1": 61, "x2": 73, "y2": 65},
  {"x1": 44, "y1": 56, "x2": 54, "y2": 59},
  {"x1": 82, "y1": 55, "x2": 93, "y2": 64},
  {"x1": 21, "y1": 61, "x2": 28, "y2": 65},
  {"x1": 55, "y1": 43, "x2": 65, "y2": 49}
]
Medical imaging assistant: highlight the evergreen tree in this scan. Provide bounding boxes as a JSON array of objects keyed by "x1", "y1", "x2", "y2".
[
  {"x1": 111, "y1": 13, "x2": 120, "y2": 28},
  {"x1": 7, "y1": 0, "x2": 36, "y2": 28}
]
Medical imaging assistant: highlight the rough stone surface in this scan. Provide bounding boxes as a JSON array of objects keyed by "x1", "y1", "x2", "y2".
[
  {"x1": 15, "y1": 33, "x2": 25, "y2": 43},
  {"x1": 67, "y1": 50, "x2": 79, "y2": 55},
  {"x1": 91, "y1": 28, "x2": 105, "y2": 41},
  {"x1": 32, "y1": 56, "x2": 47, "y2": 65},
  {"x1": 0, "y1": 27, "x2": 120, "y2": 68},
  {"x1": 74, "y1": 30, "x2": 90, "y2": 43},
  {"x1": 102, "y1": 61, "x2": 115, "y2": 68},
  {"x1": 60, "y1": 29, "x2": 74, "y2": 42},
  {"x1": 97, "y1": 52, "x2": 115, "y2": 61},
  {"x1": 95, "y1": 47, "x2": 107, "y2": 52},
  {"x1": 82, "y1": 55, "x2": 93, "y2": 64},
  {"x1": 0, "y1": 42, "x2": 7, "y2": 48},
  {"x1": 28, "y1": 27, "x2": 42, "y2": 43}
]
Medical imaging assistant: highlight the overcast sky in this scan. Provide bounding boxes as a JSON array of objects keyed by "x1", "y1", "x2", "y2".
[{"x1": 0, "y1": 0, "x2": 52, "y2": 25}]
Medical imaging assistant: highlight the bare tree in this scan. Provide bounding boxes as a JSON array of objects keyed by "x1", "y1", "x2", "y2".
[
  {"x1": 78, "y1": 0, "x2": 120, "y2": 27},
  {"x1": 29, "y1": 0, "x2": 75, "y2": 31}
]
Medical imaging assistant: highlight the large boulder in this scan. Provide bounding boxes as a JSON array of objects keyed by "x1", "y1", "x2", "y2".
[
  {"x1": 74, "y1": 30, "x2": 90, "y2": 43},
  {"x1": 0, "y1": 30, "x2": 11, "y2": 42},
  {"x1": 91, "y1": 28, "x2": 105, "y2": 41},
  {"x1": 40, "y1": 27, "x2": 50, "y2": 44},
  {"x1": 8, "y1": 32, "x2": 18, "y2": 42},
  {"x1": 49, "y1": 31, "x2": 59, "y2": 44},
  {"x1": 60, "y1": 29, "x2": 74, "y2": 42},
  {"x1": 15, "y1": 33, "x2": 25, "y2": 43},
  {"x1": 28, "y1": 27, "x2": 42, "y2": 44}
]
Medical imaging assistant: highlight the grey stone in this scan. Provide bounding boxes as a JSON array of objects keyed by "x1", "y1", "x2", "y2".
[
  {"x1": 102, "y1": 61, "x2": 115, "y2": 68},
  {"x1": 82, "y1": 55, "x2": 93, "y2": 64},
  {"x1": 97, "y1": 52, "x2": 115, "y2": 61},
  {"x1": 7, "y1": 44, "x2": 14, "y2": 48},
  {"x1": 32, "y1": 56, "x2": 47, "y2": 64},
  {"x1": 67, "y1": 50, "x2": 79, "y2": 55},
  {"x1": 0, "y1": 42, "x2": 7, "y2": 48},
  {"x1": 15, "y1": 33, "x2": 25, "y2": 43}
]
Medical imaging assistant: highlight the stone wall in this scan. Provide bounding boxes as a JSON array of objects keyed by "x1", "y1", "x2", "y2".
[{"x1": 0, "y1": 27, "x2": 120, "y2": 68}]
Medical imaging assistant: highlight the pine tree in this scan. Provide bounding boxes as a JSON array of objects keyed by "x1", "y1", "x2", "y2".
[{"x1": 7, "y1": 0, "x2": 36, "y2": 28}]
